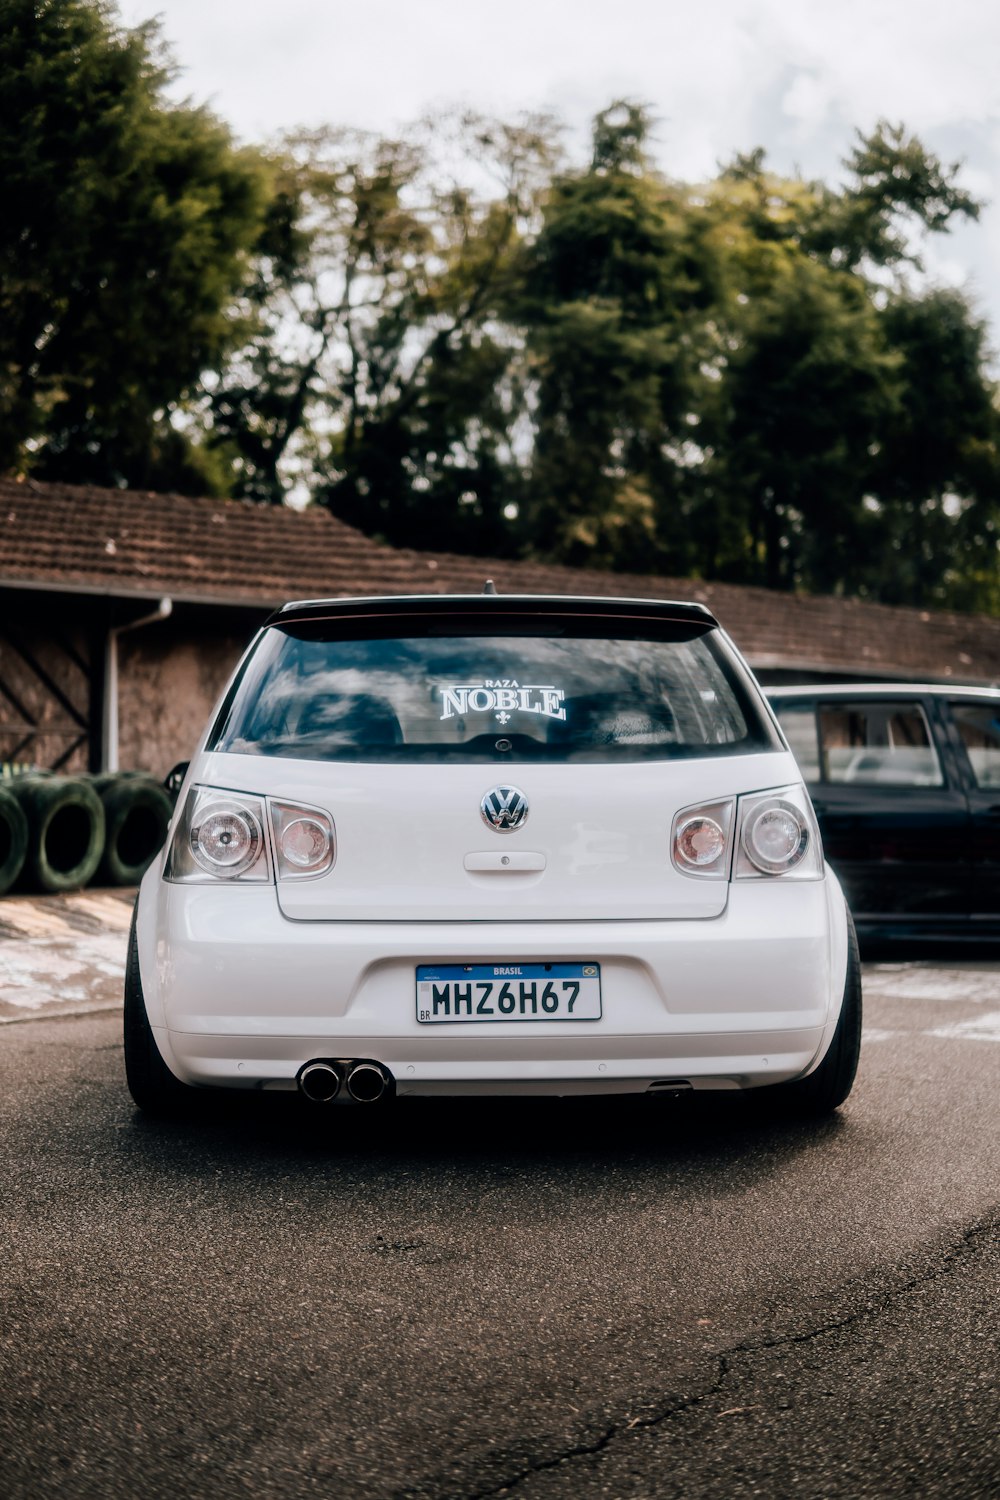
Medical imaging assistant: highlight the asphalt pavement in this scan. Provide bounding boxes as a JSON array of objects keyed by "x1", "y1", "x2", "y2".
[{"x1": 0, "y1": 895, "x2": 997, "y2": 1499}]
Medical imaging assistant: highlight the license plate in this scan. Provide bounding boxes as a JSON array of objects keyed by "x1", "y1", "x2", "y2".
[{"x1": 416, "y1": 963, "x2": 601, "y2": 1023}]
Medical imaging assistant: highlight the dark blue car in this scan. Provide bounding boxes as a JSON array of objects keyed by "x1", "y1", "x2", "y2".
[{"x1": 768, "y1": 684, "x2": 1000, "y2": 943}]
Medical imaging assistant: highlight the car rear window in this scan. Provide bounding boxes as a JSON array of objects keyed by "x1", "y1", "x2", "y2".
[
  {"x1": 773, "y1": 698, "x2": 943, "y2": 786},
  {"x1": 951, "y1": 702, "x2": 1000, "y2": 787},
  {"x1": 209, "y1": 616, "x2": 777, "y2": 764}
]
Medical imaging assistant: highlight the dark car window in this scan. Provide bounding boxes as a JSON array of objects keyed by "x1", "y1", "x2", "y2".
[
  {"x1": 773, "y1": 704, "x2": 821, "y2": 782},
  {"x1": 817, "y1": 702, "x2": 943, "y2": 787},
  {"x1": 951, "y1": 702, "x2": 1000, "y2": 788},
  {"x1": 210, "y1": 621, "x2": 777, "y2": 764}
]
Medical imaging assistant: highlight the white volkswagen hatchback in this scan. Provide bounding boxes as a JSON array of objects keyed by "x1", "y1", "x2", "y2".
[{"x1": 125, "y1": 594, "x2": 861, "y2": 1116}]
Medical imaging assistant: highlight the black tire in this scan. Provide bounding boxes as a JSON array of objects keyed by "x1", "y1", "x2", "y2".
[
  {"x1": 759, "y1": 909, "x2": 862, "y2": 1117},
  {"x1": 0, "y1": 785, "x2": 29, "y2": 895},
  {"x1": 95, "y1": 775, "x2": 173, "y2": 886},
  {"x1": 123, "y1": 904, "x2": 194, "y2": 1115},
  {"x1": 10, "y1": 774, "x2": 105, "y2": 892}
]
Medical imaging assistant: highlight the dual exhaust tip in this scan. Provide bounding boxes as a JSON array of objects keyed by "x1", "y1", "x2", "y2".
[{"x1": 298, "y1": 1059, "x2": 392, "y2": 1104}]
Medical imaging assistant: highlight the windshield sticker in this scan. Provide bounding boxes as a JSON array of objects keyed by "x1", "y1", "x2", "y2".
[{"x1": 439, "y1": 680, "x2": 567, "y2": 726}]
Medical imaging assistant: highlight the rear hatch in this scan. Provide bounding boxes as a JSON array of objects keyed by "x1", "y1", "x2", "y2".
[
  {"x1": 204, "y1": 752, "x2": 794, "y2": 921},
  {"x1": 203, "y1": 598, "x2": 787, "y2": 922}
]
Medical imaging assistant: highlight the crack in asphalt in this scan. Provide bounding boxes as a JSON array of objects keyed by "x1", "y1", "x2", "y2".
[{"x1": 399, "y1": 1215, "x2": 996, "y2": 1500}]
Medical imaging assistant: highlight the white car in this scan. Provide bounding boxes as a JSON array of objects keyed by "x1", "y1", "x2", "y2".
[{"x1": 125, "y1": 593, "x2": 861, "y2": 1116}]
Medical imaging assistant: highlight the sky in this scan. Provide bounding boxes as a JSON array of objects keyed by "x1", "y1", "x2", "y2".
[{"x1": 119, "y1": 0, "x2": 1000, "y2": 346}]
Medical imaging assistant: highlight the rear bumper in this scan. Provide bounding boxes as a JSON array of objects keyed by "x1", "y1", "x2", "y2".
[{"x1": 137, "y1": 870, "x2": 849, "y2": 1095}]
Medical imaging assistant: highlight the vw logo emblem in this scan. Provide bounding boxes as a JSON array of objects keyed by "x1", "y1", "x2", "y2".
[{"x1": 481, "y1": 785, "x2": 529, "y2": 833}]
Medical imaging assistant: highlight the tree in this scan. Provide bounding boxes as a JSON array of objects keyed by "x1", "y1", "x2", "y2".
[
  {"x1": 863, "y1": 289, "x2": 1000, "y2": 610},
  {"x1": 250, "y1": 107, "x2": 996, "y2": 606},
  {"x1": 516, "y1": 103, "x2": 712, "y2": 571},
  {"x1": 699, "y1": 253, "x2": 899, "y2": 592},
  {"x1": 0, "y1": 0, "x2": 270, "y2": 489},
  {"x1": 208, "y1": 113, "x2": 559, "y2": 554},
  {"x1": 697, "y1": 129, "x2": 997, "y2": 600}
]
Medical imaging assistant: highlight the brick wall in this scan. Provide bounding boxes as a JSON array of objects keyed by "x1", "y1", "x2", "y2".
[{"x1": 117, "y1": 626, "x2": 248, "y2": 774}]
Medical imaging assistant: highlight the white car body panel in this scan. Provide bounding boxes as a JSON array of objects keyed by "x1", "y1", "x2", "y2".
[{"x1": 191, "y1": 748, "x2": 806, "y2": 923}]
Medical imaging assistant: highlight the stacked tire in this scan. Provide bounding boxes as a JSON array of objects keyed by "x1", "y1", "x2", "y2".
[
  {"x1": 1, "y1": 772, "x2": 173, "y2": 894},
  {"x1": 0, "y1": 784, "x2": 29, "y2": 895},
  {"x1": 90, "y1": 773, "x2": 174, "y2": 887}
]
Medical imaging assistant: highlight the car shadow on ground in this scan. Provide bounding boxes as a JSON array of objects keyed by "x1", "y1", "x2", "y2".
[{"x1": 120, "y1": 1087, "x2": 852, "y2": 1195}]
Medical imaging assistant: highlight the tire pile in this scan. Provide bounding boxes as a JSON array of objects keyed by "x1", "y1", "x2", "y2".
[{"x1": 0, "y1": 772, "x2": 174, "y2": 896}]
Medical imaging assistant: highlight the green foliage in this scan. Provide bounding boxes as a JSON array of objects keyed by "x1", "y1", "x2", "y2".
[
  {"x1": 693, "y1": 139, "x2": 999, "y2": 606},
  {"x1": 701, "y1": 257, "x2": 899, "y2": 591},
  {"x1": 862, "y1": 289, "x2": 1000, "y2": 609},
  {"x1": 208, "y1": 114, "x2": 559, "y2": 553},
  {"x1": 511, "y1": 110, "x2": 999, "y2": 607},
  {"x1": 0, "y1": 0, "x2": 270, "y2": 489},
  {"x1": 837, "y1": 122, "x2": 980, "y2": 266},
  {"x1": 201, "y1": 103, "x2": 1000, "y2": 606},
  {"x1": 516, "y1": 103, "x2": 709, "y2": 570}
]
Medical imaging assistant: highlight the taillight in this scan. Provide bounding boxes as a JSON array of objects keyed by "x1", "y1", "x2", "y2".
[
  {"x1": 164, "y1": 789, "x2": 336, "y2": 884},
  {"x1": 670, "y1": 785, "x2": 823, "y2": 883},
  {"x1": 165, "y1": 788, "x2": 269, "y2": 883},
  {"x1": 670, "y1": 799, "x2": 735, "y2": 879},
  {"x1": 269, "y1": 800, "x2": 335, "y2": 880},
  {"x1": 734, "y1": 785, "x2": 823, "y2": 880},
  {"x1": 192, "y1": 802, "x2": 263, "y2": 876}
]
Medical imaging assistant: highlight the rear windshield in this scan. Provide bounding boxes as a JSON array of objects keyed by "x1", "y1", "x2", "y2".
[{"x1": 209, "y1": 617, "x2": 777, "y2": 764}]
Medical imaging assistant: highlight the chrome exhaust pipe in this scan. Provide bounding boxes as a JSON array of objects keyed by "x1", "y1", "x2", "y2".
[
  {"x1": 346, "y1": 1062, "x2": 388, "y2": 1103},
  {"x1": 298, "y1": 1061, "x2": 342, "y2": 1103}
]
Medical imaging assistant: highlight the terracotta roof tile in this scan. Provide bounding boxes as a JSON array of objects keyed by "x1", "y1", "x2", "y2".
[{"x1": 1, "y1": 475, "x2": 998, "y2": 683}]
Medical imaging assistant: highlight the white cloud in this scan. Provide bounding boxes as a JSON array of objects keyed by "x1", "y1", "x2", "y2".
[
  {"x1": 780, "y1": 72, "x2": 837, "y2": 135},
  {"x1": 756, "y1": 0, "x2": 1000, "y2": 128}
]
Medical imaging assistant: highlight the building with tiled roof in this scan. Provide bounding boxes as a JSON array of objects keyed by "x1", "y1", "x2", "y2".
[{"x1": 1, "y1": 475, "x2": 998, "y2": 774}]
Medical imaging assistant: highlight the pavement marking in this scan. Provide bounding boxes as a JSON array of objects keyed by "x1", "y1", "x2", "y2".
[
  {"x1": 0, "y1": 892, "x2": 133, "y2": 1021},
  {"x1": 61, "y1": 892, "x2": 134, "y2": 931},
  {"x1": 863, "y1": 965, "x2": 1000, "y2": 1004},
  {"x1": 0, "y1": 903, "x2": 77, "y2": 939},
  {"x1": 926, "y1": 1011, "x2": 1000, "y2": 1043},
  {"x1": 0, "y1": 932, "x2": 127, "y2": 1023}
]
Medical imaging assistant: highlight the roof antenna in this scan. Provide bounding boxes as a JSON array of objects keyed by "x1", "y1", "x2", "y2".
[{"x1": 482, "y1": 578, "x2": 498, "y2": 595}]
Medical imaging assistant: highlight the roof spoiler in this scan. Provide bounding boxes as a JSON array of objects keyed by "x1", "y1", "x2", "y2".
[{"x1": 266, "y1": 593, "x2": 720, "y2": 630}]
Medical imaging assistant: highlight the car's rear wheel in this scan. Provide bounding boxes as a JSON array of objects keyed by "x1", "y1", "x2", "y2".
[
  {"x1": 759, "y1": 909, "x2": 862, "y2": 1117},
  {"x1": 123, "y1": 905, "x2": 194, "y2": 1116}
]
